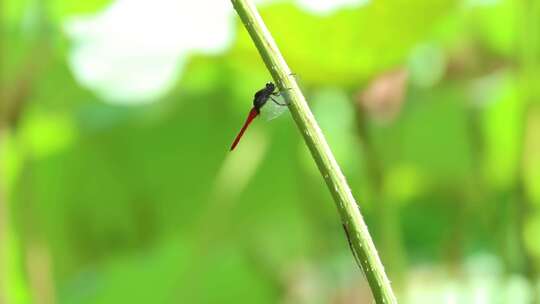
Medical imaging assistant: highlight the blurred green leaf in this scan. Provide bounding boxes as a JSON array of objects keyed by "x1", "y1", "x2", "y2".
[
  {"x1": 233, "y1": 0, "x2": 459, "y2": 86},
  {"x1": 19, "y1": 111, "x2": 76, "y2": 159},
  {"x1": 523, "y1": 213, "x2": 540, "y2": 260},
  {"x1": 482, "y1": 75, "x2": 523, "y2": 189},
  {"x1": 469, "y1": 0, "x2": 518, "y2": 56},
  {"x1": 59, "y1": 239, "x2": 192, "y2": 304},
  {"x1": 50, "y1": 0, "x2": 110, "y2": 19},
  {"x1": 4, "y1": 0, "x2": 110, "y2": 27},
  {"x1": 372, "y1": 85, "x2": 473, "y2": 186}
]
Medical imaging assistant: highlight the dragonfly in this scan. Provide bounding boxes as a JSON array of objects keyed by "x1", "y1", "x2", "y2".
[{"x1": 230, "y1": 82, "x2": 289, "y2": 151}]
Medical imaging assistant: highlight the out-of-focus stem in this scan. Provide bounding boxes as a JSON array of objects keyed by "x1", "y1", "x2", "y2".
[{"x1": 354, "y1": 108, "x2": 407, "y2": 287}]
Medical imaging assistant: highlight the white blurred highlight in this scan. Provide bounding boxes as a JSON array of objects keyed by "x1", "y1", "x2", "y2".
[
  {"x1": 64, "y1": 0, "x2": 234, "y2": 104},
  {"x1": 296, "y1": 0, "x2": 369, "y2": 14}
]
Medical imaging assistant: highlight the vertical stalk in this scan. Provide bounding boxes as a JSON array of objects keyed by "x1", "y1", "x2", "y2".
[
  {"x1": 355, "y1": 108, "x2": 407, "y2": 287},
  {"x1": 230, "y1": 1, "x2": 397, "y2": 303}
]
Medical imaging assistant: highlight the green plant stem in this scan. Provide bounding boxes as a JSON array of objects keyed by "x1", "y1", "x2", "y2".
[{"x1": 230, "y1": 1, "x2": 397, "y2": 303}]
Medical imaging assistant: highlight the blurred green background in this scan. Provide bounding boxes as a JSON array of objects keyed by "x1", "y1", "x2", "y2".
[{"x1": 1, "y1": 0, "x2": 540, "y2": 303}]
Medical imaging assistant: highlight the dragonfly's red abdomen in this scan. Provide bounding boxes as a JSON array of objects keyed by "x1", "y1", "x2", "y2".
[{"x1": 230, "y1": 107, "x2": 259, "y2": 151}]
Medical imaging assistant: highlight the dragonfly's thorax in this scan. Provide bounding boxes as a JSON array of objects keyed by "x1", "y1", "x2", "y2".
[{"x1": 253, "y1": 82, "x2": 276, "y2": 111}]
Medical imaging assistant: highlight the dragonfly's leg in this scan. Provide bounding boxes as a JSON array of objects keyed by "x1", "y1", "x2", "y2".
[
  {"x1": 272, "y1": 87, "x2": 292, "y2": 97},
  {"x1": 271, "y1": 82, "x2": 293, "y2": 103},
  {"x1": 270, "y1": 96, "x2": 289, "y2": 106},
  {"x1": 277, "y1": 87, "x2": 293, "y2": 93}
]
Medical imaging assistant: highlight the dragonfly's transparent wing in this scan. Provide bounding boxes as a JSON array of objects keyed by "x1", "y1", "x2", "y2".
[{"x1": 260, "y1": 94, "x2": 289, "y2": 121}]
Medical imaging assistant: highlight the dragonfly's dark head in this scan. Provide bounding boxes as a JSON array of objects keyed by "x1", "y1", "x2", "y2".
[{"x1": 253, "y1": 82, "x2": 277, "y2": 111}]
